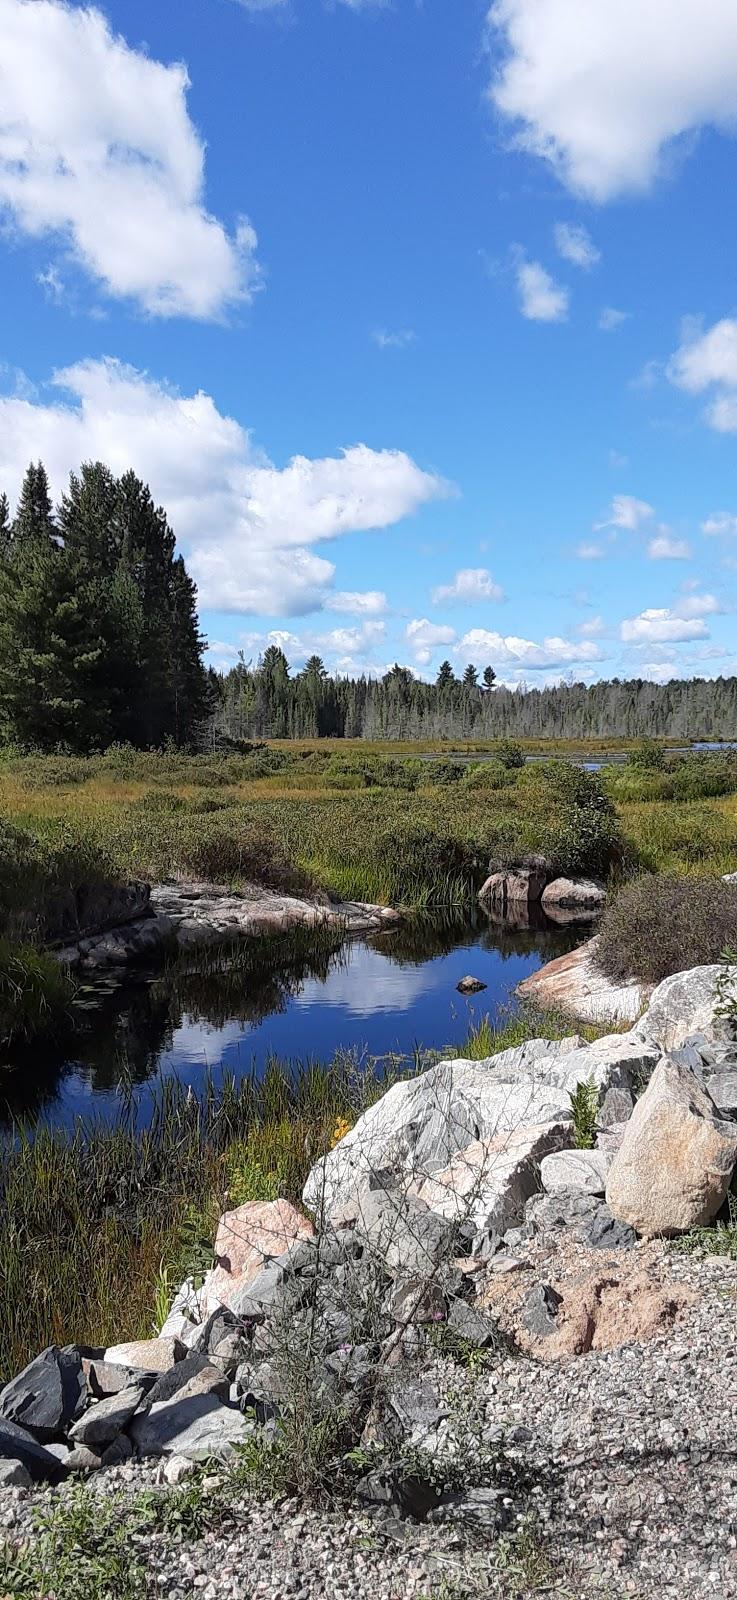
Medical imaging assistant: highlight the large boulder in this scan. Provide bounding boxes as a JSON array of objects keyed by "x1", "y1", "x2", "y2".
[
  {"x1": 203, "y1": 1198, "x2": 316, "y2": 1316},
  {"x1": 518, "y1": 939, "x2": 648, "y2": 1026},
  {"x1": 0, "y1": 1417, "x2": 67, "y2": 1483},
  {"x1": 637, "y1": 966, "x2": 737, "y2": 1053},
  {"x1": 303, "y1": 1033, "x2": 652, "y2": 1224},
  {"x1": 479, "y1": 864, "x2": 547, "y2": 910},
  {"x1": 606, "y1": 1058, "x2": 737, "y2": 1236},
  {"x1": 541, "y1": 877, "x2": 606, "y2": 911},
  {"x1": 129, "y1": 1392, "x2": 253, "y2": 1462},
  {"x1": 0, "y1": 1346, "x2": 86, "y2": 1442}
]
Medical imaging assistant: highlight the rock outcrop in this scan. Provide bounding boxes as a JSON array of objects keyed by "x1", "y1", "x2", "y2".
[
  {"x1": 636, "y1": 964, "x2": 737, "y2": 1053},
  {"x1": 518, "y1": 938, "x2": 648, "y2": 1025}
]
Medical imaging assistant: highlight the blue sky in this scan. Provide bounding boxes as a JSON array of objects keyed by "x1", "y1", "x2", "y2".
[{"x1": 1, "y1": 0, "x2": 737, "y2": 685}]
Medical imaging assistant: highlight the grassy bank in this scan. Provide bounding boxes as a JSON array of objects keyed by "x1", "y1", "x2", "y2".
[{"x1": 0, "y1": 745, "x2": 624, "y2": 921}]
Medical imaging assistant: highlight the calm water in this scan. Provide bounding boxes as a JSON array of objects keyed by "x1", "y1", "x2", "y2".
[{"x1": 0, "y1": 912, "x2": 582, "y2": 1132}]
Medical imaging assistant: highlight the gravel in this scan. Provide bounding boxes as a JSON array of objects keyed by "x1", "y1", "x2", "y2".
[{"x1": 0, "y1": 1245, "x2": 735, "y2": 1598}]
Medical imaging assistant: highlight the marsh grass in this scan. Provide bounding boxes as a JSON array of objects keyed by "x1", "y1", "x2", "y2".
[
  {"x1": 0, "y1": 1051, "x2": 408, "y2": 1380},
  {"x1": 0, "y1": 938, "x2": 75, "y2": 1045}
]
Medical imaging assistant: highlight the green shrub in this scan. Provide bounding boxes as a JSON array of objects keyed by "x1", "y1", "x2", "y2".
[
  {"x1": 496, "y1": 739, "x2": 525, "y2": 769},
  {"x1": 627, "y1": 737, "x2": 666, "y2": 771},
  {"x1": 463, "y1": 759, "x2": 514, "y2": 791},
  {"x1": 596, "y1": 872, "x2": 737, "y2": 984}
]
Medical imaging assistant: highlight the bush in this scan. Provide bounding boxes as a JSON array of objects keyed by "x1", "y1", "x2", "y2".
[
  {"x1": 596, "y1": 872, "x2": 737, "y2": 984},
  {"x1": 496, "y1": 739, "x2": 525, "y2": 769},
  {"x1": 517, "y1": 761, "x2": 622, "y2": 878},
  {"x1": 463, "y1": 759, "x2": 515, "y2": 791},
  {"x1": 627, "y1": 737, "x2": 666, "y2": 771}
]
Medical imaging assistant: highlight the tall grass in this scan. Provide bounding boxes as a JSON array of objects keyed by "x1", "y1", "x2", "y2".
[{"x1": 0, "y1": 1056, "x2": 403, "y2": 1380}]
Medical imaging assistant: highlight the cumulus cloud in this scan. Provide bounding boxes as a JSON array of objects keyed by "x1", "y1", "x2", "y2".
[
  {"x1": 431, "y1": 568, "x2": 505, "y2": 606},
  {"x1": 0, "y1": 0, "x2": 260, "y2": 319},
  {"x1": 667, "y1": 318, "x2": 737, "y2": 430},
  {"x1": 648, "y1": 533, "x2": 692, "y2": 560},
  {"x1": 0, "y1": 357, "x2": 451, "y2": 616},
  {"x1": 516, "y1": 259, "x2": 569, "y2": 322},
  {"x1": 599, "y1": 307, "x2": 629, "y2": 332},
  {"x1": 488, "y1": 0, "x2": 737, "y2": 201},
  {"x1": 454, "y1": 629, "x2": 603, "y2": 669},
  {"x1": 702, "y1": 512, "x2": 737, "y2": 537},
  {"x1": 620, "y1": 608, "x2": 710, "y2": 643},
  {"x1": 554, "y1": 222, "x2": 600, "y2": 269},
  {"x1": 405, "y1": 618, "x2": 457, "y2": 666}
]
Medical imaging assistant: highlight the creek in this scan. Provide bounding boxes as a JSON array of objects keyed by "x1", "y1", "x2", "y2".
[{"x1": 0, "y1": 910, "x2": 586, "y2": 1132}]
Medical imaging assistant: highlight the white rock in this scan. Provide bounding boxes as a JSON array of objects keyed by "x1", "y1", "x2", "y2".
[
  {"x1": 637, "y1": 965, "x2": 737, "y2": 1053},
  {"x1": 606, "y1": 1057, "x2": 737, "y2": 1236},
  {"x1": 540, "y1": 1148, "x2": 610, "y2": 1196},
  {"x1": 163, "y1": 1453, "x2": 198, "y2": 1484},
  {"x1": 415, "y1": 1121, "x2": 574, "y2": 1234},
  {"x1": 541, "y1": 877, "x2": 606, "y2": 910},
  {"x1": 104, "y1": 1337, "x2": 184, "y2": 1372},
  {"x1": 303, "y1": 1033, "x2": 640, "y2": 1222}
]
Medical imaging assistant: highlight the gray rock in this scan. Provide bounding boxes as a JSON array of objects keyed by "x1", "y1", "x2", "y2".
[
  {"x1": 456, "y1": 975, "x2": 487, "y2": 995},
  {"x1": 386, "y1": 1274, "x2": 446, "y2": 1325},
  {"x1": 101, "y1": 1434, "x2": 133, "y2": 1468},
  {"x1": 523, "y1": 1283, "x2": 563, "y2": 1338},
  {"x1": 69, "y1": 1384, "x2": 146, "y2": 1448},
  {"x1": 142, "y1": 1354, "x2": 229, "y2": 1410},
  {"x1": 0, "y1": 1346, "x2": 86, "y2": 1442},
  {"x1": 129, "y1": 1393, "x2": 254, "y2": 1462},
  {"x1": 541, "y1": 877, "x2": 606, "y2": 911},
  {"x1": 0, "y1": 1458, "x2": 32, "y2": 1488},
  {"x1": 598, "y1": 1086, "x2": 634, "y2": 1127},
  {"x1": 705, "y1": 1071, "x2": 737, "y2": 1116},
  {"x1": 637, "y1": 965, "x2": 737, "y2": 1053},
  {"x1": 583, "y1": 1207, "x2": 637, "y2": 1250},
  {"x1": 447, "y1": 1299, "x2": 502, "y2": 1349},
  {"x1": 353, "y1": 1185, "x2": 454, "y2": 1277},
  {"x1": 429, "y1": 1487, "x2": 512, "y2": 1530},
  {"x1": 540, "y1": 1148, "x2": 609, "y2": 1196},
  {"x1": 525, "y1": 1188, "x2": 601, "y2": 1237},
  {"x1": 0, "y1": 1418, "x2": 67, "y2": 1483},
  {"x1": 65, "y1": 1445, "x2": 103, "y2": 1473},
  {"x1": 193, "y1": 1309, "x2": 250, "y2": 1377}
]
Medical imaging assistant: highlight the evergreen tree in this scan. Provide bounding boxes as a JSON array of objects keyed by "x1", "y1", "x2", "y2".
[
  {"x1": 483, "y1": 665, "x2": 497, "y2": 690},
  {"x1": 436, "y1": 660, "x2": 455, "y2": 687},
  {"x1": 462, "y1": 663, "x2": 479, "y2": 689}
]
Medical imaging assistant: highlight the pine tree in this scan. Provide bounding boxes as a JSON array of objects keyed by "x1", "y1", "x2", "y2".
[
  {"x1": 462, "y1": 663, "x2": 478, "y2": 689},
  {"x1": 483, "y1": 665, "x2": 497, "y2": 690},
  {"x1": 436, "y1": 660, "x2": 455, "y2": 687}
]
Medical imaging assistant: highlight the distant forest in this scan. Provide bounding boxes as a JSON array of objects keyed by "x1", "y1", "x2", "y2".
[
  {"x1": 1, "y1": 460, "x2": 736, "y2": 752},
  {"x1": 210, "y1": 648, "x2": 737, "y2": 743}
]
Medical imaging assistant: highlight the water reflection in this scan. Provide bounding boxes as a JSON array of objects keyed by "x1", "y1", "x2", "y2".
[{"x1": 0, "y1": 911, "x2": 584, "y2": 1133}]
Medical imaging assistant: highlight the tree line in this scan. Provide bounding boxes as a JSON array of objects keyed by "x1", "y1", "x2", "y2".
[
  {"x1": 210, "y1": 648, "x2": 737, "y2": 742},
  {"x1": 0, "y1": 461, "x2": 208, "y2": 750}
]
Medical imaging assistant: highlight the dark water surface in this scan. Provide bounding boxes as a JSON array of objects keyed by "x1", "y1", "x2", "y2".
[{"x1": 0, "y1": 913, "x2": 582, "y2": 1133}]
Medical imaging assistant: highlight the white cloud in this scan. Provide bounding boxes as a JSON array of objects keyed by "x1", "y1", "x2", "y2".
[
  {"x1": 620, "y1": 608, "x2": 710, "y2": 643},
  {"x1": 599, "y1": 494, "x2": 654, "y2": 531},
  {"x1": 324, "y1": 590, "x2": 388, "y2": 615},
  {"x1": 488, "y1": 0, "x2": 737, "y2": 201},
  {"x1": 599, "y1": 307, "x2": 629, "y2": 332},
  {"x1": 553, "y1": 222, "x2": 600, "y2": 269},
  {"x1": 647, "y1": 534, "x2": 691, "y2": 560},
  {"x1": 431, "y1": 568, "x2": 505, "y2": 606},
  {"x1": 454, "y1": 629, "x2": 603, "y2": 669},
  {"x1": 0, "y1": 357, "x2": 451, "y2": 616},
  {"x1": 0, "y1": 0, "x2": 260, "y2": 320},
  {"x1": 372, "y1": 329, "x2": 416, "y2": 349},
  {"x1": 702, "y1": 512, "x2": 737, "y2": 537},
  {"x1": 575, "y1": 541, "x2": 604, "y2": 560},
  {"x1": 516, "y1": 259, "x2": 569, "y2": 322},
  {"x1": 676, "y1": 591, "x2": 723, "y2": 618},
  {"x1": 667, "y1": 318, "x2": 737, "y2": 431},
  {"x1": 405, "y1": 618, "x2": 456, "y2": 666},
  {"x1": 578, "y1": 615, "x2": 605, "y2": 637}
]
